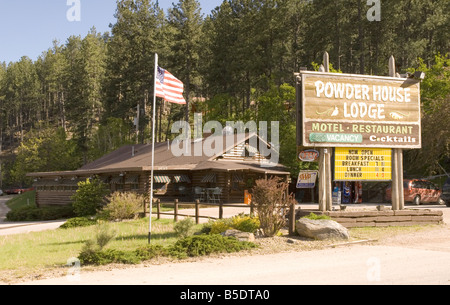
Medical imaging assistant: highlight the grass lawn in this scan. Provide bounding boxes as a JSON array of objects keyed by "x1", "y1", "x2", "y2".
[
  {"x1": 6, "y1": 191, "x2": 36, "y2": 210},
  {"x1": 0, "y1": 217, "x2": 195, "y2": 281}
]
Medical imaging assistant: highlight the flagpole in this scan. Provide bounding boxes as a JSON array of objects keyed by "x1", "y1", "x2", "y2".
[{"x1": 149, "y1": 53, "x2": 158, "y2": 244}]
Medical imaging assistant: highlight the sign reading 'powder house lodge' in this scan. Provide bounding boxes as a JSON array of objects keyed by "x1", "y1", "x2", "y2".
[{"x1": 301, "y1": 71, "x2": 421, "y2": 149}]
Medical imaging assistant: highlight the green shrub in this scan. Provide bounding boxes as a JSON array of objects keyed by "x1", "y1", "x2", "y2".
[
  {"x1": 59, "y1": 217, "x2": 97, "y2": 229},
  {"x1": 78, "y1": 234, "x2": 257, "y2": 265},
  {"x1": 94, "y1": 222, "x2": 116, "y2": 250},
  {"x1": 302, "y1": 213, "x2": 331, "y2": 220},
  {"x1": 6, "y1": 205, "x2": 75, "y2": 221},
  {"x1": 135, "y1": 244, "x2": 168, "y2": 260},
  {"x1": 209, "y1": 218, "x2": 233, "y2": 234},
  {"x1": 174, "y1": 217, "x2": 196, "y2": 238},
  {"x1": 77, "y1": 222, "x2": 122, "y2": 265},
  {"x1": 71, "y1": 178, "x2": 109, "y2": 217},
  {"x1": 102, "y1": 192, "x2": 144, "y2": 221},
  {"x1": 199, "y1": 221, "x2": 213, "y2": 234},
  {"x1": 78, "y1": 248, "x2": 141, "y2": 266},
  {"x1": 168, "y1": 234, "x2": 257, "y2": 259},
  {"x1": 231, "y1": 214, "x2": 260, "y2": 233},
  {"x1": 207, "y1": 214, "x2": 260, "y2": 234}
]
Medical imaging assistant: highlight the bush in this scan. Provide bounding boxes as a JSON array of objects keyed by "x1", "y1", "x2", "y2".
[
  {"x1": 6, "y1": 205, "x2": 75, "y2": 221},
  {"x1": 78, "y1": 234, "x2": 257, "y2": 265},
  {"x1": 77, "y1": 222, "x2": 120, "y2": 265},
  {"x1": 174, "y1": 217, "x2": 196, "y2": 238},
  {"x1": 59, "y1": 217, "x2": 97, "y2": 229},
  {"x1": 135, "y1": 244, "x2": 168, "y2": 260},
  {"x1": 78, "y1": 248, "x2": 141, "y2": 266},
  {"x1": 206, "y1": 214, "x2": 260, "y2": 234},
  {"x1": 209, "y1": 218, "x2": 233, "y2": 234},
  {"x1": 251, "y1": 177, "x2": 296, "y2": 237},
  {"x1": 231, "y1": 214, "x2": 260, "y2": 233},
  {"x1": 71, "y1": 178, "x2": 109, "y2": 217},
  {"x1": 94, "y1": 222, "x2": 116, "y2": 250},
  {"x1": 168, "y1": 234, "x2": 256, "y2": 259},
  {"x1": 102, "y1": 192, "x2": 144, "y2": 221}
]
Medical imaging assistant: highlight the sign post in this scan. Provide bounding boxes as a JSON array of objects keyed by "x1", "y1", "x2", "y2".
[{"x1": 296, "y1": 53, "x2": 421, "y2": 211}]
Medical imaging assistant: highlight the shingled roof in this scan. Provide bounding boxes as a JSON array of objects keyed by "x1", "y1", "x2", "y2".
[{"x1": 28, "y1": 133, "x2": 289, "y2": 177}]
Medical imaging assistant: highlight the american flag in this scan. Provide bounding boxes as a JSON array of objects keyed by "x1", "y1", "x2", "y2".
[{"x1": 155, "y1": 67, "x2": 186, "y2": 104}]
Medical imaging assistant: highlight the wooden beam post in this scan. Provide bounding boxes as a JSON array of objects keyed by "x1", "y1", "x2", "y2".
[
  {"x1": 174, "y1": 199, "x2": 179, "y2": 222},
  {"x1": 156, "y1": 199, "x2": 161, "y2": 220},
  {"x1": 318, "y1": 148, "x2": 326, "y2": 212},
  {"x1": 289, "y1": 200, "x2": 296, "y2": 235},
  {"x1": 325, "y1": 148, "x2": 333, "y2": 211},
  {"x1": 219, "y1": 202, "x2": 223, "y2": 219},
  {"x1": 323, "y1": 52, "x2": 333, "y2": 211},
  {"x1": 195, "y1": 199, "x2": 200, "y2": 224},
  {"x1": 389, "y1": 55, "x2": 404, "y2": 211}
]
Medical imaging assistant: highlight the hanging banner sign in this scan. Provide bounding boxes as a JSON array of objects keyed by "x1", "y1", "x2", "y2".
[
  {"x1": 334, "y1": 148, "x2": 392, "y2": 181},
  {"x1": 296, "y1": 170, "x2": 319, "y2": 188},
  {"x1": 300, "y1": 71, "x2": 421, "y2": 149}
]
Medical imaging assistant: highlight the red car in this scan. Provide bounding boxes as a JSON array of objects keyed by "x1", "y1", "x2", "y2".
[
  {"x1": 4, "y1": 187, "x2": 34, "y2": 195},
  {"x1": 385, "y1": 179, "x2": 444, "y2": 205}
]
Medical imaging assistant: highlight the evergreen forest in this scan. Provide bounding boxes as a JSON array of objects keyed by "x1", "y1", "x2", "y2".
[{"x1": 0, "y1": 0, "x2": 449, "y2": 187}]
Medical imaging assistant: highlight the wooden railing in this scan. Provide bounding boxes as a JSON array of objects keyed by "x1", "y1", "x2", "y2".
[
  {"x1": 151, "y1": 199, "x2": 253, "y2": 224},
  {"x1": 149, "y1": 199, "x2": 297, "y2": 235}
]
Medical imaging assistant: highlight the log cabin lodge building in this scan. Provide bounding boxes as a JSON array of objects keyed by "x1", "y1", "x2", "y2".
[{"x1": 27, "y1": 133, "x2": 290, "y2": 207}]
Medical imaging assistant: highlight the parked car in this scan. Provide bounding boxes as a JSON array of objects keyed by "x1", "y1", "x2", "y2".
[
  {"x1": 385, "y1": 179, "x2": 444, "y2": 205},
  {"x1": 4, "y1": 186, "x2": 34, "y2": 195},
  {"x1": 442, "y1": 177, "x2": 450, "y2": 207},
  {"x1": 0, "y1": 189, "x2": 3, "y2": 196}
]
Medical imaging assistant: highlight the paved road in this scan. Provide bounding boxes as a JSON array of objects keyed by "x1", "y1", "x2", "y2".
[
  {"x1": 0, "y1": 195, "x2": 12, "y2": 222},
  {"x1": 0, "y1": 195, "x2": 66, "y2": 235}
]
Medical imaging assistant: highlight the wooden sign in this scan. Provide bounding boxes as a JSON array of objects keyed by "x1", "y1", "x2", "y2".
[
  {"x1": 300, "y1": 71, "x2": 421, "y2": 149},
  {"x1": 334, "y1": 148, "x2": 392, "y2": 181}
]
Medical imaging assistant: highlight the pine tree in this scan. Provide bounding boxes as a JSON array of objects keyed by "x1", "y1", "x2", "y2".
[
  {"x1": 105, "y1": 0, "x2": 164, "y2": 143},
  {"x1": 167, "y1": 0, "x2": 204, "y2": 124}
]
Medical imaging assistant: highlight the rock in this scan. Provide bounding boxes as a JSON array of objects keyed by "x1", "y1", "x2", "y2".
[
  {"x1": 296, "y1": 218, "x2": 349, "y2": 240},
  {"x1": 221, "y1": 229, "x2": 255, "y2": 242}
]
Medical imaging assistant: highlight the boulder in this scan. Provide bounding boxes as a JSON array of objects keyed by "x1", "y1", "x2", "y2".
[
  {"x1": 296, "y1": 218, "x2": 349, "y2": 240},
  {"x1": 221, "y1": 229, "x2": 255, "y2": 242}
]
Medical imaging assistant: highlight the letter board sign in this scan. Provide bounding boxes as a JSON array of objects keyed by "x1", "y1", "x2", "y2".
[{"x1": 334, "y1": 148, "x2": 392, "y2": 181}]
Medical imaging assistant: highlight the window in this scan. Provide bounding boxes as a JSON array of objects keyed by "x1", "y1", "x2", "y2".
[{"x1": 125, "y1": 175, "x2": 140, "y2": 191}]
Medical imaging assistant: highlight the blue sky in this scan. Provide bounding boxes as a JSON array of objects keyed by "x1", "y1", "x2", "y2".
[{"x1": 0, "y1": 0, "x2": 223, "y2": 64}]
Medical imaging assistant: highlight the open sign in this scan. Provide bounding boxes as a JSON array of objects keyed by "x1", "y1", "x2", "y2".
[{"x1": 299, "y1": 150, "x2": 320, "y2": 162}]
